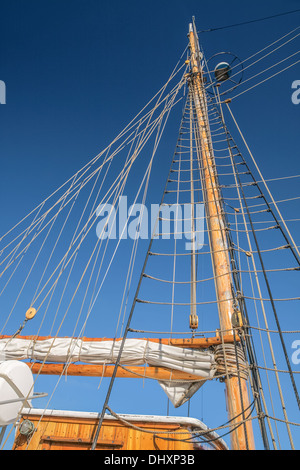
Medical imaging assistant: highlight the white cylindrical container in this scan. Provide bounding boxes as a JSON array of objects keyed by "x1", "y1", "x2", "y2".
[{"x1": 0, "y1": 361, "x2": 34, "y2": 426}]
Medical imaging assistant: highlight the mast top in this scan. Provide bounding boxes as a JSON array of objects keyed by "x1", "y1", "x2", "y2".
[{"x1": 189, "y1": 16, "x2": 197, "y2": 35}]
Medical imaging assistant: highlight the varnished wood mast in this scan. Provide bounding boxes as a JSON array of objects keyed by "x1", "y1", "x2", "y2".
[{"x1": 188, "y1": 21, "x2": 255, "y2": 450}]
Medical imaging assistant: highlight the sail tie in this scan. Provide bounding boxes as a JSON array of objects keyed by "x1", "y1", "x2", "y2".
[{"x1": 214, "y1": 343, "x2": 249, "y2": 380}]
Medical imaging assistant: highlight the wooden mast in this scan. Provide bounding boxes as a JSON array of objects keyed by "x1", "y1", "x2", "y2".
[
  {"x1": 189, "y1": 95, "x2": 198, "y2": 331},
  {"x1": 188, "y1": 19, "x2": 255, "y2": 450}
]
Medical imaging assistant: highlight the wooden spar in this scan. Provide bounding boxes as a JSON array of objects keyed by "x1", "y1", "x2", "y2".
[
  {"x1": 0, "y1": 333, "x2": 238, "y2": 348},
  {"x1": 188, "y1": 21, "x2": 255, "y2": 450},
  {"x1": 25, "y1": 363, "x2": 205, "y2": 381},
  {"x1": 189, "y1": 101, "x2": 197, "y2": 327},
  {"x1": 0, "y1": 333, "x2": 239, "y2": 379}
]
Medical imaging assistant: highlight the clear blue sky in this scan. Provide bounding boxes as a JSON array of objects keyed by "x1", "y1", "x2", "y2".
[
  {"x1": 0, "y1": 0, "x2": 299, "y2": 450},
  {"x1": 1, "y1": 0, "x2": 299, "y2": 220}
]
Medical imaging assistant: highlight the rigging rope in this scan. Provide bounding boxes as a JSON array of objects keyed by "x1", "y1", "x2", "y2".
[{"x1": 198, "y1": 9, "x2": 300, "y2": 33}]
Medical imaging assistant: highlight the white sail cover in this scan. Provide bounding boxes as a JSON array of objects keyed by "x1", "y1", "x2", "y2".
[{"x1": 0, "y1": 338, "x2": 216, "y2": 407}]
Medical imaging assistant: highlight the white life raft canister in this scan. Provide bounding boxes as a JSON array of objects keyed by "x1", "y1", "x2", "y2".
[{"x1": 0, "y1": 360, "x2": 34, "y2": 426}]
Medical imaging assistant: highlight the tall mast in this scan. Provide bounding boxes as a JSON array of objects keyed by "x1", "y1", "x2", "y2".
[
  {"x1": 188, "y1": 18, "x2": 255, "y2": 450},
  {"x1": 189, "y1": 99, "x2": 198, "y2": 331}
]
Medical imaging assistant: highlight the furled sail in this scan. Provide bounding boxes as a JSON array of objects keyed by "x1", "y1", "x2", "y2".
[{"x1": 0, "y1": 337, "x2": 215, "y2": 407}]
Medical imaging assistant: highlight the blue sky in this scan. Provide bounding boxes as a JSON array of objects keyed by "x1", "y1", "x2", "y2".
[
  {"x1": 0, "y1": 0, "x2": 299, "y2": 229},
  {"x1": 0, "y1": 0, "x2": 300, "y2": 450}
]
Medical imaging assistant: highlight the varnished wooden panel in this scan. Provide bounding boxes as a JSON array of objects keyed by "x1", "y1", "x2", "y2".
[{"x1": 13, "y1": 413, "x2": 195, "y2": 451}]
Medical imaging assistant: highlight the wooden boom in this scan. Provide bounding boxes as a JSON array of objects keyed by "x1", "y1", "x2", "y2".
[
  {"x1": 25, "y1": 363, "x2": 204, "y2": 381},
  {"x1": 0, "y1": 333, "x2": 236, "y2": 348},
  {"x1": 0, "y1": 333, "x2": 238, "y2": 381}
]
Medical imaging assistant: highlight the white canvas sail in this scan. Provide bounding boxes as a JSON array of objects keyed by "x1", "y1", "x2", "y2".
[{"x1": 0, "y1": 337, "x2": 215, "y2": 407}]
